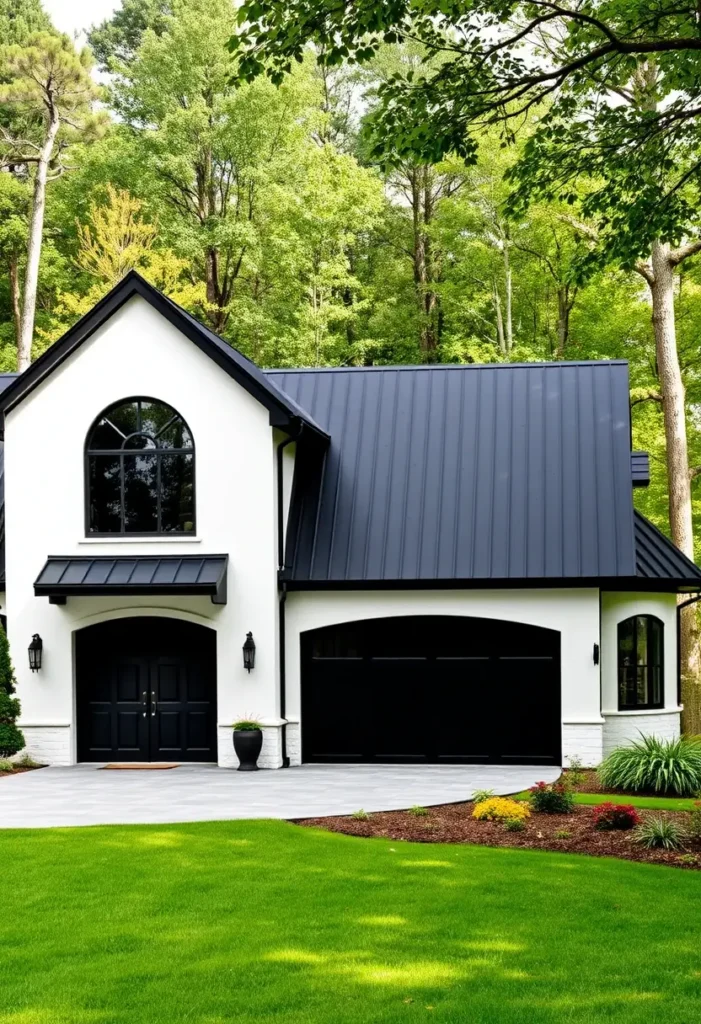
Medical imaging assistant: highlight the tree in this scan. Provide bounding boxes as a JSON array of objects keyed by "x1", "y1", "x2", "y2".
[
  {"x1": 0, "y1": 0, "x2": 52, "y2": 47},
  {"x1": 89, "y1": 0, "x2": 172, "y2": 72},
  {"x1": 0, "y1": 33, "x2": 103, "y2": 369},
  {"x1": 0, "y1": 624, "x2": 23, "y2": 759},
  {"x1": 231, "y1": 0, "x2": 701, "y2": 214}
]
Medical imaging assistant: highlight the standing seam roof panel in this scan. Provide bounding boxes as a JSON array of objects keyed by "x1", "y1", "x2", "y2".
[{"x1": 270, "y1": 361, "x2": 637, "y2": 582}]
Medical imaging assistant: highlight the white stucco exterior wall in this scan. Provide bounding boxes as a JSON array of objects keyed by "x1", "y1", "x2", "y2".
[
  {"x1": 600, "y1": 591, "x2": 681, "y2": 756},
  {"x1": 5, "y1": 296, "x2": 284, "y2": 766},
  {"x1": 285, "y1": 588, "x2": 604, "y2": 767}
]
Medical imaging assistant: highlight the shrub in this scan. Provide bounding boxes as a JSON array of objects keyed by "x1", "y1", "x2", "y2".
[
  {"x1": 0, "y1": 625, "x2": 23, "y2": 760},
  {"x1": 472, "y1": 798, "x2": 530, "y2": 822},
  {"x1": 597, "y1": 735, "x2": 701, "y2": 796},
  {"x1": 554, "y1": 829, "x2": 572, "y2": 839},
  {"x1": 677, "y1": 853, "x2": 699, "y2": 866},
  {"x1": 634, "y1": 816, "x2": 688, "y2": 850},
  {"x1": 592, "y1": 802, "x2": 641, "y2": 831},
  {"x1": 529, "y1": 781, "x2": 574, "y2": 814},
  {"x1": 472, "y1": 788, "x2": 495, "y2": 804},
  {"x1": 0, "y1": 758, "x2": 14, "y2": 773},
  {"x1": 232, "y1": 719, "x2": 262, "y2": 731},
  {"x1": 503, "y1": 818, "x2": 526, "y2": 832},
  {"x1": 351, "y1": 809, "x2": 369, "y2": 821},
  {"x1": 408, "y1": 805, "x2": 428, "y2": 817}
]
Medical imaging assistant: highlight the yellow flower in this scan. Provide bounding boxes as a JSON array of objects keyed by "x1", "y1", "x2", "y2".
[{"x1": 472, "y1": 797, "x2": 530, "y2": 822}]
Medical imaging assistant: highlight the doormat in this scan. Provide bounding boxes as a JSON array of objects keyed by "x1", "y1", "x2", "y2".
[{"x1": 102, "y1": 763, "x2": 181, "y2": 770}]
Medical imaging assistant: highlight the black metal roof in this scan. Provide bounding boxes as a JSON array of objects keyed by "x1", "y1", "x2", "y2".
[
  {"x1": 34, "y1": 555, "x2": 228, "y2": 604},
  {"x1": 0, "y1": 273, "x2": 328, "y2": 441},
  {"x1": 634, "y1": 511, "x2": 701, "y2": 586},
  {"x1": 271, "y1": 362, "x2": 640, "y2": 584}
]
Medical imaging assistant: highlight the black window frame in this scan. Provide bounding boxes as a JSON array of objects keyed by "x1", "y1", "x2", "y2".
[
  {"x1": 85, "y1": 396, "x2": 196, "y2": 537},
  {"x1": 617, "y1": 614, "x2": 664, "y2": 711}
]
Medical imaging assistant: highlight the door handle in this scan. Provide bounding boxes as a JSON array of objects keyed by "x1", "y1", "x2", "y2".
[
  {"x1": 142, "y1": 691, "x2": 148, "y2": 717},
  {"x1": 151, "y1": 690, "x2": 157, "y2": 717}
]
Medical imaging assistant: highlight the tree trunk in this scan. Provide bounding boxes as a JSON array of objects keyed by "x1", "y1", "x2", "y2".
[
  {"x1": 503, "y1": 238, "x2": 513, "y2": 352},
  {"x1": 9, "y1": 256, "x2": 21, "y2": 352},
  {"x1": 494, "y1": 280, "x2": 505, "y2": 354},
  {"x1": 18, "y1": 104, "x2": 60, "y2": 371},
  {"x1": 649, "y1": 240, "x2": 701, "y2": 732},
  {"x1": 556, "y1": 285, "x2": 570, "y2": 358}
]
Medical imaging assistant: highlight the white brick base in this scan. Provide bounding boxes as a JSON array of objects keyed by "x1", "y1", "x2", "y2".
[
  {"x1": 217, "y1": 719, "x2": 285, "y2": 770},
  {"x1": 602, "y1": 709, "x2": 681, "y2": 757},
  {"x1": 17, "y1": 725, "x2": 72, "y2": 765},
  {"x1": 286, "y1": 718, "x2": 301, "y2": 766},
  {"x1": 562, "y1": 722, "x2": 603, "y2": 768}
]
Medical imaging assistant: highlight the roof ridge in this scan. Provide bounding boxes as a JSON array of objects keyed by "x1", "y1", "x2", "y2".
[{"x1": 266, "y1": 360, "x2": 629, "y2": 374}]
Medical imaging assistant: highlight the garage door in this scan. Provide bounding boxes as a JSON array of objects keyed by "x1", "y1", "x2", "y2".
[{"x1": 301, "y1": 616, "x2": 560, "y2": 765}]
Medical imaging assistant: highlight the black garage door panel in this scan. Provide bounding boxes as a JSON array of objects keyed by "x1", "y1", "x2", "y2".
[{"x1": 302, "y1": 616, "x2": 560, "y2": 765}]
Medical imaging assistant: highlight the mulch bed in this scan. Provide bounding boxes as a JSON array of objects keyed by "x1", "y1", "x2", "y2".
[
  {"x1": 296, "y1": 802, "x2": 701, "y2": 870},
  {"x1": 0, "y1": 766, "x2": 43, "y2": 779}
]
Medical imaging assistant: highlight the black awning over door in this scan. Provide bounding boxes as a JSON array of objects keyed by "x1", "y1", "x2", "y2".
[{"x1": 34, "y1": 555, "x2": 228, "y2": 604}]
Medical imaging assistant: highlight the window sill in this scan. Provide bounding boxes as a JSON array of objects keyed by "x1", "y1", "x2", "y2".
[
  {"x1": 602, "y1": 707, "x2": 682, "y2": 717},
  {"x1": 79, "y1": 536, "x2": 202, "y2": 545}
]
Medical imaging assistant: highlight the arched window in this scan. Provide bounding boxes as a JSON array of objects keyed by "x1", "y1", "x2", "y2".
[
  {"x1": 86, "y1": 398, "x2": 195, "y2": 534},
  {"x1": 618, "y1": 615, "x2": 664, "y2": 710}
]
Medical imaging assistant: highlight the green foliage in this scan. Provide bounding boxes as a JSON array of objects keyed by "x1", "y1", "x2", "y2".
[
  {"x1": 553, "y1": 829, "x2": 572, "y2": 839},
  {"x1": 598, "y1": 736, "x2": 701, "y2": 797},
  {"x1": 471, "y1": 789, "x2": 495, "y2": 804},
  {"x1": 232, "y1": 720, "x2": 262, "y2": 731},
  {"x1": 0, "y1": 624, "x2": 23, "y2": 759},
  {"x1": 503, "y1": 818, "x2": 526, "y2": 833},
  {"x1": 351, "y1": 809, "x2": 369, "y2": 820},
  {"x1": 529, "y1": 782, "x2": 574, "y2": 814},
  {"x1": 633, "y1": 816, "x2": 689, "y2": 851},
  {"x1": 565, "y1": 756, "x2": 586, "y2": 788},
  {"x1": 408, "y1": 805, "x2": 428, "y2": 817},
  {"x1": 0, "y1": 758, "x2": 14, "y2": 772}
]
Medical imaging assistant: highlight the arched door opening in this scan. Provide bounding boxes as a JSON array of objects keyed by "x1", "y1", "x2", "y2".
[
  {"x1": 302, "y1": 615, "x2": 560, "y2": 765},
  {"x1": 76, "y1": 617, "x2": 217, "y2": 762}
]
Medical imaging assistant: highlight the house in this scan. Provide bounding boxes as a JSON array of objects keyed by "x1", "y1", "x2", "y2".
[{"x1": 1, "y1": 271, "x2": 698, "y2": 770}]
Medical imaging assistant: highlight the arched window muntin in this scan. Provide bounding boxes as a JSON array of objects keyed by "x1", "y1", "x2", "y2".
[
  {"x1": 617, "y1": 614, "x2": 664, "y2": 711},
  {"x1": 85, "y1": 397, "x2": 195, "y2": 535}
]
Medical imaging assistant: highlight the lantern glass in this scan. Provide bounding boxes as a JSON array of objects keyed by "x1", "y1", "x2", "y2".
[
  {"x1": 28, "y1": 634, "x2": 43, "y2": 672},
  {"x1": 242, "y1": 632, "x2": 256, "y2": 672}
]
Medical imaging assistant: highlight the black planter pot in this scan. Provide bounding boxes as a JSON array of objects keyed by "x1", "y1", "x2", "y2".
[{"x1": 233, "y1": 729, "x2": 263, "y2": 771}]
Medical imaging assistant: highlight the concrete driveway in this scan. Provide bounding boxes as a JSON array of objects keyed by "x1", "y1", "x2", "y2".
[{"x1": 0, "y1": 763, "x2": 561, "y2": 829}]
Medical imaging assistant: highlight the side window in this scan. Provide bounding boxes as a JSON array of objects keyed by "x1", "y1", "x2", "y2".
[
  {"x1": 86, "y1": 398, "x2": 195, "y2": 534},
  {"x1": 618, "y1": 615, "x2": 664, "y2": 710}
]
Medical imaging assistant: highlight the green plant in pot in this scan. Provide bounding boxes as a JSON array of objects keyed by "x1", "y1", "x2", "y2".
[{"x1": 232, "y1": 719, "x2": 263, "y2": 771}]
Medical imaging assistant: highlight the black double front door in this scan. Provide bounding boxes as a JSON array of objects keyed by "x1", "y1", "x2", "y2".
[
  {"x1": 77, "y1": 618, "x2": 217, "y2": 762},
  {"x1": 302, "y1": 615, "x2": 561, "y2": 765}
]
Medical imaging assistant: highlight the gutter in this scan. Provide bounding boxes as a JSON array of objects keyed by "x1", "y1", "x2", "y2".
[{"x1": 276, "y1": 423, "x2": 302, "y2": 768}]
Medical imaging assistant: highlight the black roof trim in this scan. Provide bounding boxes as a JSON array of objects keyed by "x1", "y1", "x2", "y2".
[
  {"x1": 0, "y1": 272, "x2": 327, "y2": 440},
  {"x1": 34, "y1": 554, "x2": 228, "y2": 604}
]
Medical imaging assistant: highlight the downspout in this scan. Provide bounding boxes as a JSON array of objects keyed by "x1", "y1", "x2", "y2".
[
  {"x1": 277, "y1": 424, "x2": 302, "y2": 768},
  {"x1": 677, "y1": 592, "x2": 701, "y2": 708}
]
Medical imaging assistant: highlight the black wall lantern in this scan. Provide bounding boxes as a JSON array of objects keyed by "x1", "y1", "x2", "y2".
[
  {"x1": 243, "y1": 632, "x2": 256, "y2": 673},
  {"x1": 593, "y1": 642, "x2": 600, "y2": 666},
  {"x1": 28, "y1": 634, "x2": 43, "y2": 672}
]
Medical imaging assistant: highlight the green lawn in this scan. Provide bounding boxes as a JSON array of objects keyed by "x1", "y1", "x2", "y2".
[
  {"x1": 514, "y1": 791, "x2": 699, "y2": 811},
  {"x1": 1, "y1": 821, "x2": 701, "y2": 1024}
]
